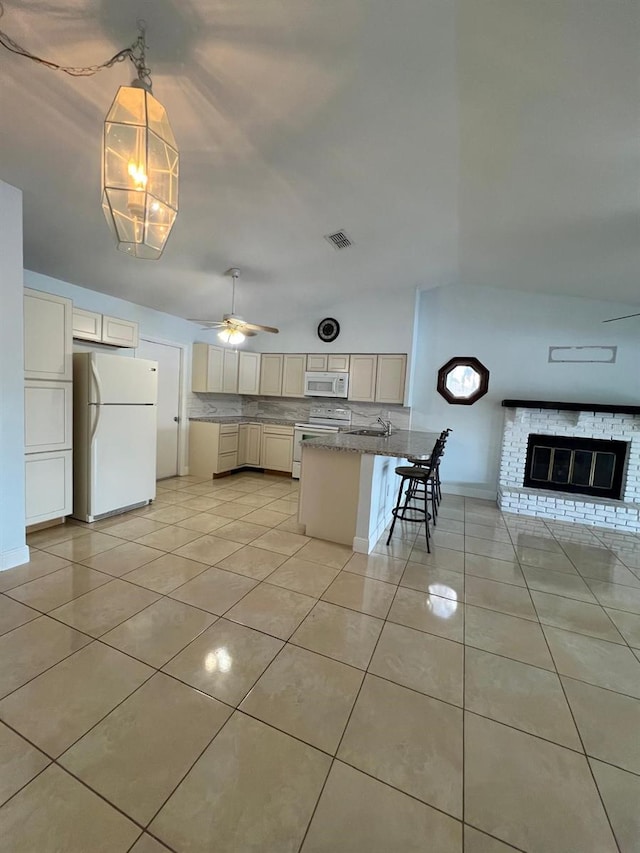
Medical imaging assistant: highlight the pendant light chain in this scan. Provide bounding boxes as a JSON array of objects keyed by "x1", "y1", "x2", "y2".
[{"x1": 0, "y1": 3, "x2": 151, "y2": 85}]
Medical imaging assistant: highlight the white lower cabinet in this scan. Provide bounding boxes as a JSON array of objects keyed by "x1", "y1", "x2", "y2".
[
  {"x1": 238, "y1": 424, "x2": 262, "y2": 467},
  {"x1": 24, "y1": 381, "x2": 72, "y2": 453},
  {"x1": 261, "y1": 425, "x2": 294, "y2": 473},
  {"x1": 25, "y1": 450, "x2": 72, "y2": 525},
  {"x1": 189, "y1": 422, "x2": 239, "y2": 476}
]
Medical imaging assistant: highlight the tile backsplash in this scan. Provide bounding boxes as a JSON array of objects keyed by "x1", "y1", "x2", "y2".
[{"x1": 188, "y1": 393, "x2": 410, "y2": 428}]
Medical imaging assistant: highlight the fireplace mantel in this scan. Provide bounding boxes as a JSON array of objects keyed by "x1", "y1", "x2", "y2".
[{"x1": 502, "y1": 400, "x2": 640, "y2": 416}]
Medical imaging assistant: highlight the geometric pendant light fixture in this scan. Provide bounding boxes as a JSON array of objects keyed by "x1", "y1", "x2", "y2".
[
  {"x1": 0, "y1": 15, "x2": 179, "y2": 260},
  {"x1": 101, "y1": 29, "x2": 179, "y2": 259}
]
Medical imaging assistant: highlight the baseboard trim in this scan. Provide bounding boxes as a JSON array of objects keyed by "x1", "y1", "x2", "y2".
[
  {"x1": 442, "y1": 485, "x2": 497, "y2": 501},
  {"x1": 1, "y1": 545, "x2": 30, "y2": 571}
]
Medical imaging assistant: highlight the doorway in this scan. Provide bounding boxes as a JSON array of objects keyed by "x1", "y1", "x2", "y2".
[{"x1": 137, "y1": 339, "x2": 184, "y2": 480}]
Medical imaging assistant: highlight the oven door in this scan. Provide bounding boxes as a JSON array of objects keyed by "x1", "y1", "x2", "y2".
[{"x1": 293, "y1": 426, "x2": 337, "y2": 478}]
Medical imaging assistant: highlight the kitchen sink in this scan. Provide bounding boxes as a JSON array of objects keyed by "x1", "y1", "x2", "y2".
[{"x1": 345, "y1": 428, "x2": 389, "y2": 437}]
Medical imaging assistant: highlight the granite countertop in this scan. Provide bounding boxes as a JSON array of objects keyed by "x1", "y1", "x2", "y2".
[
  {"x1": 301, "y1": 429, "x2": 441, "y2": 458},
  {"x1": 189, "y1": 416, "x2": 298, "y2": 427}
]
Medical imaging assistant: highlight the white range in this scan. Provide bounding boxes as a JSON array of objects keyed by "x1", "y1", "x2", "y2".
[{"x1": 292, "y1": 406, "x2": 352, "y2": 479}]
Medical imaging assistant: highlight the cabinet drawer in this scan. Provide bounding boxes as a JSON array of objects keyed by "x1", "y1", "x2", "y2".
[
  {"x1": 219, "y1": 432, "x2": 239, "y2": 453},
  {"x1": 24, "y1": 381, "x2": 72, "y2": 453},
  {"x1": 262, "y1": 424, "x2": 294, "y2": 436},
  {"x1": 220, "y1": 424, "x2": 239, "y2": 435},
  {"x1": 217, "y1": 451, "x2": 238, "y2": 472},
  {"x1": 25, "y1": 449, "x2": 72, "y2": 524}
]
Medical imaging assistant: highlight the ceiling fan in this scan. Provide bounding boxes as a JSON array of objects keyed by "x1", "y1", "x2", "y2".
[
  {"x1": 189, "y1": 268, "x2": 279, "y2": 344},
  {"x1": 602, "y1": 312, "x2": 640, "y2": 324}
]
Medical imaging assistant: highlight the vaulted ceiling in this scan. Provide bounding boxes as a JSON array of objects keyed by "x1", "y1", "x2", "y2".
[{"x1": 1, "y1": 0, "x2": 638, "y2": 324}]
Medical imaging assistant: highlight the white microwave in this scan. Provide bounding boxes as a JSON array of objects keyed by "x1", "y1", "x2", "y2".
[{"x1": 304, "y1": 371, "x2": 349, "y2": 398}]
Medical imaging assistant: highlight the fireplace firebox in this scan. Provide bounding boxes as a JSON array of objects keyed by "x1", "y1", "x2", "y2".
[{"x1": 523, "y1": 434, "x2": 628, "y2": 500}]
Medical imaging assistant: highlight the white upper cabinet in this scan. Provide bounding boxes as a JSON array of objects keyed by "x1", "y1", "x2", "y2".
[
  {"x1": 102, "y1": 315, "x2": 139, "y2": 348},
  {"x1": 259, "y1": 353, "x2": 284, "y2": 396},
  {"x1": 192, "y1": 343, "x2": 224, "y2": 392},
  {"x1": 24, "y1": 289, "x2": 72, "y2": 381},
  {"x1": 72, "y1": 309, "x2": 139, "y2": 347},
  {"x1": 328, "y1": 354, "x2": 350, "y2": 372},
  {"x1": 307, "y1": 354, "x2": 350, "y2": 372},
  {"x1": 238, "y1": 352, "x2": 261, "y2": 395},
  {"x1": 222, "y1": 349, "x2": 239, "y2": 394},
  {"x1": 307, "y1": 354, "x2": 328, "y2": 372},
  {"x1": 348, "y1": 355, "x2": 378, "y2": 402},
  {"x1": 375, "y1": 354, "x2": 407, "y2": 404},
  {"x1": 72, "y1": 308, "x2": 102, "y2": 342},
  {"x1": 282, "y1": 354, "x2": 306, "y2": 398}
]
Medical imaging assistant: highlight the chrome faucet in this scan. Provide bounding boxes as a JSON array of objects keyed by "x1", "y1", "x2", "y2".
[{"x1": 377, "y1": 416, "x2": 393, "y2": 437}]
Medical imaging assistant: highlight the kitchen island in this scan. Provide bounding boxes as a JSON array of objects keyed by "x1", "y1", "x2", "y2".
[{"x1": 299, "y1": 429, "x2": 440, "y2": 553}]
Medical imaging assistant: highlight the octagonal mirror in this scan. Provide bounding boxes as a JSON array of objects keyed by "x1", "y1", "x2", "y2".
[{"x1": 437, "y1": 356, "x2": 489, "y2": 405}]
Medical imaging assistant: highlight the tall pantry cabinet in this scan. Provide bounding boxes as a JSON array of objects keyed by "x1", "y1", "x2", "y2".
[{"x1": 23, "y1": 289, "x2": 73, "y2": 525}]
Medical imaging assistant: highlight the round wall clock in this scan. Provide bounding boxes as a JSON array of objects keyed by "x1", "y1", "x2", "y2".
[{"x1": 317, "y1": 317, "x2": 340, "y2": 342}]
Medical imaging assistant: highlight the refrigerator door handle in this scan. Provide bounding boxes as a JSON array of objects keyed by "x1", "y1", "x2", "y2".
[
  {"x1": 90, "y1": 355, "x2": 103, "y2": 406},
  {"x1": 89, "y1": 401, "x2": 101, "y2": 446}
]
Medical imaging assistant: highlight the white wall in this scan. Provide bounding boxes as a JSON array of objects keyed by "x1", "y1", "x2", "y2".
[
  {"x1": 412, "y1": 286, "x2": 640, "y2": 499},
  {"x1": 0, "y1": 181, "x2": 28, "y2": 569},
  {"x1": 248, "y1": 285, "x2": 417, "y2": 356}
]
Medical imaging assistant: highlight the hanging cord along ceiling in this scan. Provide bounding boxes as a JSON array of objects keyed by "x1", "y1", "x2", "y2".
[{"x1": 0, "y1": 3, "x2": 179, "y2": 260}]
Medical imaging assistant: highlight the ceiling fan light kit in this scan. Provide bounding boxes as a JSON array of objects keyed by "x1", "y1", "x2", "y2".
[{"x1": 0, "y1": 8, "x2": 178, "y2": 259}]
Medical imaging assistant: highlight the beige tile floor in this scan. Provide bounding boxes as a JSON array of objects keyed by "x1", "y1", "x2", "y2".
[{"x1": 1, "y1": 471, "x2": 639, "y2": 851}]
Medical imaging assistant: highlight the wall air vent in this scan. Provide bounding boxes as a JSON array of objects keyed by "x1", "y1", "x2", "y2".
[{"x1": 324, "y1": 230, "x2": 353, "y2": 250}]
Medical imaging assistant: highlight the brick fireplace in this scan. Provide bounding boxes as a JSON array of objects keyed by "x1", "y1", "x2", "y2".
[{"x1": 498, "y1": 400, "x2": 640, "y2": 531}]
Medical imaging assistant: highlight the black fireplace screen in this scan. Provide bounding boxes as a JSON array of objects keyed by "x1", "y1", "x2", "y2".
[{"x1": 523, "y1": 434, "x2": 628, "y2": 500}]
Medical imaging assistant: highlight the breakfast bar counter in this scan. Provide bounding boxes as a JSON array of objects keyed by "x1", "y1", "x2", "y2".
[{"x1": 299, "y1": 429, "x2": 440, "y2": 553}]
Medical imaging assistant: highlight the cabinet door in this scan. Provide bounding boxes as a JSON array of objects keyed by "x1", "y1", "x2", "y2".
[
  {"x1": 191, "y1": 343, "x2": 208, "y2": 392},
  {"x1": 72, "y1": 308, "x2": 102, "y2": 342},
  {"x1": 238, "y1": 352, "x2": 261, "y2": 395},
  {"x1": 237, "y1": 425, "x2": 248, "y2": 466},
  {"x1": 307, "y1": 354, "x2": 328, "y2": 372},
  {"x1": 188, "y1": 421, "x2": 220, "y2": 477},
  {"x1": 259, "y1": 354, "x2": 284, "y2": 396},
  {"x1": 24, "y1": 289, "x2": 72, "y2": 381},
  {"x1": 222, "y1": 349, "x2": 239, "y2": 394},
  {"x1": 376, "y1": 354, "x2": 407, "y2": 404},
  {"x1": 102, "y1": 316, "x2": 139, "y2": 348},
  {"x1": 261, "y1": 433, "x2": 293, "y2": 472},
  {"x1": 282, "y1": 354, "x2": 306, "y2": 398},
  {"x1": 25, "y1": 449, "x2": 72, "y2": 524},
  {"x1": 327, "y1": 354, "x2": 350, "y2": 372},
  {"x1": 246, "y1": 424, "x2": 262, "y2": 466},
  {"x1": 348, "y1": 355, "x2": 378, "y2": 402},
  {"x1": 206, "y1": 346, "x2": 224, "y2": 392},
  {"x1": 24, "y1": 381, "x2": 72, "y2": 453}
]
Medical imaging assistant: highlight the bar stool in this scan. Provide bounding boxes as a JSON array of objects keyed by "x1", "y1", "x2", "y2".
[
  {"x1": 386, "y1": 438, "x2": 445, "y2": 552},
  {"x1": 407, "y1": 428, "x2": 451, "y2": 517}
]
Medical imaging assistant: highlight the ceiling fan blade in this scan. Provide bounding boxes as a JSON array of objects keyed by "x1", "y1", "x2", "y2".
[
  {"x1": 240, "y1": 322, "x2": 280, "y2": 334},
  {"x1": 187, "y1": 319, "x2": 225, "y2": 327},
  {"x1": 602, "y1": 312, "x2": 640, "y2": 323}
]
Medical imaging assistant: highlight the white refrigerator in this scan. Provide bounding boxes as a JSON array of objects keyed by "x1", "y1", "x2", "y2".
[{"x1": 73, "y1": 352, "x2": 158, "y2": 522}]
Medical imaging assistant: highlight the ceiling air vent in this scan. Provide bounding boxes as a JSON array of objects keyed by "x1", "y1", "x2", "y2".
[{"x1": 324, "y1": 230, "x2": 353, "y2": 250}]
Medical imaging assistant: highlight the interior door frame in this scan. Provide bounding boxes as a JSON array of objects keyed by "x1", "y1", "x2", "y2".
[{"x1": 138, "y1": 336, "x2": 189, "y2": 477}]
